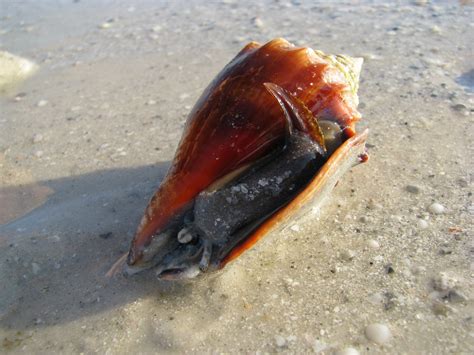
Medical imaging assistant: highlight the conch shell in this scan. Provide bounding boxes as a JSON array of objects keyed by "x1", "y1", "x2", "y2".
[{"x1": 117, "y1": 38, "x2": 368, "y2": 279}]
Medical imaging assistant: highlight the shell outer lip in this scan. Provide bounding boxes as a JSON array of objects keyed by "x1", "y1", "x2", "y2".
[
  {"x1": 109, "y1": 130, "x2": 369, "y2": 278},
  {"x1": 220, "y1": 128, "x2": 369, "y2": 267}
]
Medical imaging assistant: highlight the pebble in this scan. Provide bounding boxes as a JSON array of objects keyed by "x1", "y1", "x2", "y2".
[
  {"x1": 383, "y1": 292, "x2": 398, "y2": 310},
  {"x1": 335, "y1": 348, "x2": 360, "y2": 355},
  {"x1": 99, "y1": 22, "x2": 112, "y2": 29},
  {"x1": 340, "y1": 249, "x2": 356, "y2": 261},
  {"x1": 439, "y1": 248, "x2": 452, "y2": 255},
  {"x1": 367, "y1": 239, "x2": 380, "y2": 249},
  {"x1": 428, "y1": 202, "x2": 445, "y2": 214},
  {"x1": 417, "y1": 219, "x2": 429, "y2": 229},
  {"x1": 31, "y1": 262, "x2": 41, "y2": 274},
  {"x1": 432, "y1": 272, "x2": 458, "y2": 291},
  {"x1": 146, "y1": 100, "x2": 156, "y2": 105},
  {"x1": 233, "y1": 36, "x2": 246, "y2": 43},
  {"x1": 49, "y1": 235, "x2": 61, "y2": 242},
  {"x1": 411, "y1": 264, "x2": 425, "y2": 275},
  {"x1": 450, "y1": 103, "x2": 468, "y2": 114},
  {"x1": 312, "y1": 340, "x2": 328, "y2": 353},
  {"x1": 179, "y1": 93, "x2": 190, "y2": 101},
  {"x1": 290, "y1": 224, "x2": 300, "y2": 232},
  {"x1": 431, "y1": 25, "x2": 442, "y2": 34},
  {"x1": 405, "y1": 185, "x2": 420, "y2": 194},
  {"x1": 14, "y1": 92, "x2": 26, "y2": 101},
  {"x1": 99, "y1": 232, "x2": 113, "y2": 239},
  {"x1": 151, "y1": 25, "x2": 162, "y2": 33},
  {"x1": 456, "y1": 178, "x2": 468, "y2": 188},
  {"x1": 414, "y1": 0, "x2": 428, "y2": 5},
  {"x1": 274, "y1": 335, "x2": 286, "y2": 347},
  {"x1": 432, "y1": 302, "x2": 450, "y2": 316},
  {"x1": 253, "y1": 17, "x2": 264, "y2": 28},
  {"x1": 34, "y1": 150, "x2": 44, "y2": 158},
  {"x1": 385, "y1": 264, "x2": 395, "y2": 274},
  {"x1": 32, "y1": 133, "x2": 43, "y2": 143},
  {"x1": 368, "y1": 292, "x2": 384, "y2": 305},
  {"x1": 360, "y1": 53, "x2": 381, "y2": 61},
  {"x1": 37, "y1": 99, "x2": 48, "y2": 107},
  {"x1": 373, "y1": 255, "x2": 384, "y2": 262},
  {"x1": 365, "y1": 323, "x2": 392, "y2": 344},
  {"x1": 446, "y1": 289, "x2": 468, "y2": 303}
]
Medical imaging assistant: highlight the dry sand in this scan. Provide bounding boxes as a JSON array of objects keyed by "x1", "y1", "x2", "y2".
[{"x1": 0, "y1": 0, "x2": 473, "y2": 353}]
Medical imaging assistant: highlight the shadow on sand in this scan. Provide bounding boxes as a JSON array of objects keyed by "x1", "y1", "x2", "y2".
[{"x1": 0, "y1": 162, "x2": 197, "y2": 331}]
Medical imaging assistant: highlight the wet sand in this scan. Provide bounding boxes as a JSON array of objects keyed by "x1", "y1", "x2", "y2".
[{"x1": 0, "y1": 0, "x2": 473, "y2": 353}]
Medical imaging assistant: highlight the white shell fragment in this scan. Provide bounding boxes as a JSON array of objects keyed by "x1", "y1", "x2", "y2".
[
  {"x1": 365, "y1": 323, "x2": 392, "y2": 344},
  {"x1": 177, "y1": 228, "x2": 193, "y2": 244},
  {"x1": 335, "y1": 348, "x2": 360, "y2": 355},
  {"x1": 428, "y1": 202, "x2": 445, "y2": 214}
]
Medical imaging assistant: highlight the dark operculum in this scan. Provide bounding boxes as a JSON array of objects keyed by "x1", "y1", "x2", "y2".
[{"x1": 151, "y1": 84, "x2": 345, "y2": 279}]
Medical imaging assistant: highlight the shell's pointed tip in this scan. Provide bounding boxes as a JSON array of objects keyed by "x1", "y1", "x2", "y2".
[{"x1": 105, "y1": 253, "x2": 128, "y2": 278}]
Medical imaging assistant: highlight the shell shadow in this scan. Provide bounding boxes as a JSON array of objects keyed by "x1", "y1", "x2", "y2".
[{"x1": 0, "y1": 162, "x2": 195, "y2": 331}]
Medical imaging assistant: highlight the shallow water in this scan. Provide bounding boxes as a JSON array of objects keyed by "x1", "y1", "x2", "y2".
[{"x1": 0, "y1": 0, "x2": 473, "y2": 353}]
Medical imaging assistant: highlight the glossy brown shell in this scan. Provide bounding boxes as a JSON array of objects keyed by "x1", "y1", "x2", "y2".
[{"x1": 128, "y1": 38, "x2": 363, "y2": 265}]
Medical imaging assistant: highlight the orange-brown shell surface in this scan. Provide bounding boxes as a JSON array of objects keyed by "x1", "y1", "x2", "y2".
[{"x1": 128, "y1": 38, "x2": 362, "y2": 265}]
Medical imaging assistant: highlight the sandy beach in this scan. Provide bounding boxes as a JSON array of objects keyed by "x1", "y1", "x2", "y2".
[{"x1": 1, "y1": 0, "x2": 473, "y2": 353}]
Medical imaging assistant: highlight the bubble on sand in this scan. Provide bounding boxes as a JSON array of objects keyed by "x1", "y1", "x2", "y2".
[{"x1": 32, "y1": 133, "x2": 44, "y2": 143}]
